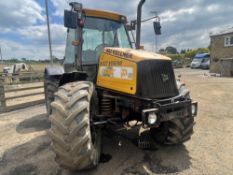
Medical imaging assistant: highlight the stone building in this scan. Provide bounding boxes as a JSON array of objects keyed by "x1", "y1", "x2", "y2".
[{"x1": 209, "y1": 28, "x2": 233, "y2": 73}]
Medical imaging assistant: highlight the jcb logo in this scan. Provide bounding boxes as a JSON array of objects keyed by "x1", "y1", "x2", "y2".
[{"x1": 161, "y1": 74, "x2": 169, "y2": 82}]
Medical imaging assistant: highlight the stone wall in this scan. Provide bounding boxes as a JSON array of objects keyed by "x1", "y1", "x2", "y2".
[{"x1": 210, "y1": 33, "x2": 233, "y2": 73}]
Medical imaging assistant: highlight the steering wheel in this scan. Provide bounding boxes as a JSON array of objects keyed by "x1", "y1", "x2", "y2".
[{"x1": 95, "y1": 44, "x2": 111, "y2": 57}]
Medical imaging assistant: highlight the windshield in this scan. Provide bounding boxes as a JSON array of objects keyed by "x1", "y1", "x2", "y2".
[
  {"x1": 193, "y1": 58, "x2": 203, "y2": 63},
  {"x1": 82, "y1": 17, "x2": 131, "y2": 64},
  {"x1": 64, "y1": 17, "x2": 131, "y2": 65}
]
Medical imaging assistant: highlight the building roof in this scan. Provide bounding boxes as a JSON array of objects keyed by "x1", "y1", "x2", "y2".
[{"x1": 210, "y1": 27, "x2": 233, "y2": 37}]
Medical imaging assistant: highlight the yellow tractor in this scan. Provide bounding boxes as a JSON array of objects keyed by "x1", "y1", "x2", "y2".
[{"x1": 44, "y1": 0, "x2": 197, "y2": 171}]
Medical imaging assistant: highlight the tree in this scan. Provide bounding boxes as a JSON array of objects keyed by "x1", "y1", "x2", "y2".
[
  {"x1": 185, "y1": 48, "x2": 209, "y2": 58},
  {"x1": 159, "y1": 48, "x2": 165, "y2": 53},
  {"x1": 21, "y1": 58, "x2": 27, "y2": 62},
  {"x1": 10, "y1": 58, "x2": 20, "y2": 63},
  {"x1": 165, "y1": 46, "x2": 178, "y2": 54},
  {"x1": 180, "y1": 49, "x2": 186, "y2": 54}
]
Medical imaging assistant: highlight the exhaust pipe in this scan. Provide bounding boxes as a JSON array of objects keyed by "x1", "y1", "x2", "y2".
[{"x1": 136, "y1": 0, "x2": 146, "y2": 49}]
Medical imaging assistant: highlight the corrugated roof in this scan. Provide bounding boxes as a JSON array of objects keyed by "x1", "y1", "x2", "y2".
[{"x1": 210, "y1": 27, "x2": 233, "y2": 37}]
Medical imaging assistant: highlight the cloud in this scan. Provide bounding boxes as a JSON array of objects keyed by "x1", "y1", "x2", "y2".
[
  {"x1": 207, "y1": 4, "x2": 220, "y2": 12},
  {"x1": 160, "y1": 7, "x2": 197, "y2": 23},
  {"x1": 0, "y1": 1, "x2": 65, "y2": 59},
  {"x1": 17, "y1": 24, "x2": 66, "y2": 44},
  {"x1": 50, "y1": 0, "x2": 69, "y2": 16},
  {"x1": 1, "y1": 0, "x2": 233, "y2": 60},
  {"x1": 0, "y1": 0, "x2": 44, "y2": 30},
  {"x1": 50, "y1": 0, "x2": 137, "y2": 19},
  {"x1": 1, "y1": 39, "x2": 65, "y2": 60}
]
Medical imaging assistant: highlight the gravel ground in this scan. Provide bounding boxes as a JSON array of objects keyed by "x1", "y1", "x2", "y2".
[{"x1": 0, "y1": 68, "x2": 232, "y2": 175}]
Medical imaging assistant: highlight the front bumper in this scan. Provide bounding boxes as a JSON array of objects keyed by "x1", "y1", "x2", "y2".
[
  {"x1": 191, "y1": 63, "x2": 201, "y2": 68},
  {"x1": 142, "y1": 97, "x2": 198, "y2": 128}
]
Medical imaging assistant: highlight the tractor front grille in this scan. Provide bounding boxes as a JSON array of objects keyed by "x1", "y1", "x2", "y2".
[{"x1": 136, "y1": 60, "x2": 178, "y2": 99}]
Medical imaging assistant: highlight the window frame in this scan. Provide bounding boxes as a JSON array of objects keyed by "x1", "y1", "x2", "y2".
[
  {"x1": 224, "y1": 35, "x2": 233, "y2": 47},
  {"x1": 64, "y1": 28, "x2": 76, "y2": 64}
]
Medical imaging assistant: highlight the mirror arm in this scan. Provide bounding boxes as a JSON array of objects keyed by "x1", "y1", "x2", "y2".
[
  {"x1": 131, "y1": 16, "x2": 160, "y2": 26},
  {"x1": 141, "y1": 16, "x2": 160, "y2": 23}
]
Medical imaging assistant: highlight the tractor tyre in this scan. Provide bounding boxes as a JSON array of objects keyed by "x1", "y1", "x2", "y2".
[
  {"x1": 48, "y1": 81, "x2": 101, "y2": 171},
  {"x1": 44, "y1": 79, "x2": 58, "y2": 114},
  {"x1": 150, "y1": 83, "x2": 195, "y2": 145}
]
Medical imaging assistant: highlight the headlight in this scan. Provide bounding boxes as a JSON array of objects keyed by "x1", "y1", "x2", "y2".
[
  {"x1": 191, "y1": 103, "x2": 197, "y2": 116},
  {"x1": 192, "y1": 105, "x2": 195, "y2": 115},
  {"x1": 148, "y1": 112, "x2": 157, "y2": 125}
]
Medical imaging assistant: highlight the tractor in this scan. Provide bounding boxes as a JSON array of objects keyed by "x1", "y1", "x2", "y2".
[{"x1": 44, "y1": 0, "x2": 198, "y2": 171}]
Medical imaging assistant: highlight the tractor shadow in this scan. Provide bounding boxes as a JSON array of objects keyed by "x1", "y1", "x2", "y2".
[
  {"x1": 0, "y1": 135, "x2": 60, "y2": 175},
  {"x1": 72, "y1": 129, "x2": 192, "y2": 175},
  {"x1": 0, "y1": 132, "x2": 191, "y2": 175},
  {"x1": 120, "y1": 144, "x2": 191, "y2": 175},
  {"x1": 16, "y1": 113, "x2": 50, "y2": 134},
  {"x1": 108, "y1": 131, "x2": 191, "y2": 175}
]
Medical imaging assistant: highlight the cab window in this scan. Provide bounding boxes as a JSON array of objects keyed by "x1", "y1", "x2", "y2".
[{"x1": 82, "y1": 17, "x2": 131, "y2": 65}]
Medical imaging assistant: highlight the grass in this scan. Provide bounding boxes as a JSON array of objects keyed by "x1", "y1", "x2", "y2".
[
  {"x1": 0, "y1": 62, "x2": 60, "y2": 73},
  {"x1": 29, "y1": 63, "x2": 47, "y2": 72}
]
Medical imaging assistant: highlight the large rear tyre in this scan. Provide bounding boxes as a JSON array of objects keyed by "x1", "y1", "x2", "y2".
[
  {"x1": 44, "y1": 79, "x2": 58, "y2": 114},
  {"x1": 48, "y1": 81, "x2": 101, "y2": 171},
  {"x1": 150, "y1": 83, "x2": 195, "y2": 145}
]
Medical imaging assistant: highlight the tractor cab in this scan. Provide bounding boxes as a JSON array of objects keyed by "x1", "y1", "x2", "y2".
[{"x1": 64, "y1": 3, "x2": 131, "y2": 80}]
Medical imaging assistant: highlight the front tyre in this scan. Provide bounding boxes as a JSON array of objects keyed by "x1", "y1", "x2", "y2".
[
  {"x1": 150, "y1": 83, "x2": 195, "y2": 145},
  {"x1": 48, "y1": 81, "x2": 101, "y2": 171}
]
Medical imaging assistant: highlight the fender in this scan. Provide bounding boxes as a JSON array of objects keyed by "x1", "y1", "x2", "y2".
[
  {"x1": 44, "y1": 66, "x2": 87, "y2": 86},
  {"x1": 44, "y1": 65, "x2": 65, "y2": 76}
]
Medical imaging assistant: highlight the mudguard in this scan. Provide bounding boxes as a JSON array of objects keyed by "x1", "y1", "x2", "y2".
[
  {"x1": 44, "y1": 66, "x2": 65, "y2": 77},
  {"x1": 44, "y1": 66, "x2": 87, "y2": 86}
]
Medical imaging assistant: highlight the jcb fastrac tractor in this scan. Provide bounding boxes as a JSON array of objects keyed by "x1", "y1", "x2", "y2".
[{"x1": 44, "y1": 0, "x2": 198, "y2": 171}]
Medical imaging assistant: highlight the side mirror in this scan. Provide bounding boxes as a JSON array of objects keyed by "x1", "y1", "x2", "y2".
[
  {"x1": 153, "y1": 21, "x2": 161, "y2": 35},
  {"x1": 64, "y1": 10, "x2": 78, "y2": 29}
]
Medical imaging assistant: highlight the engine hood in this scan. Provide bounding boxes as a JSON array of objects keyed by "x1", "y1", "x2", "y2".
[
  {"x1": 103, "y1": 47, "x2": 171, "y2": 62},
  {"x1": 97, "y1": 47, "x2": 178, "y2": 98}
]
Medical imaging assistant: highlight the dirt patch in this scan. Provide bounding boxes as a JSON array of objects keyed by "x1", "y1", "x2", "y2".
[
  {"x1": 0, "y1": 135, "x2": 58, "y2": 175},
  {"x1": 0, "y1": 135, "x2": 50, "y2": 167},
  {"x1": 3, "y1": 164, "x2": 37, "y2": 175}
]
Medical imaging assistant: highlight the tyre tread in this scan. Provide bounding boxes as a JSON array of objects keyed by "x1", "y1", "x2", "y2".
[
  {"x1": 151, "y1": 83, "x2": 195, "y2": 145},
  {"x1": 48, "y1": 81, "x2": 99, "y2": 170}
]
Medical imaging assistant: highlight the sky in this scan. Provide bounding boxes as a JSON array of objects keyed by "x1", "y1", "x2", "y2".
[{"x1": 0, "y1": 0, "x2": 232, "y2": 60}]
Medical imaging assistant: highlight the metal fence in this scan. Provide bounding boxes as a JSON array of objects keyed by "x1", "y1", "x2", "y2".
[
  {"x1": 0, "y1": 73, "x2": 44, "y2": 113},
  {"x1": 0, "y1": 72, "x2": 43, "y2": 85}
]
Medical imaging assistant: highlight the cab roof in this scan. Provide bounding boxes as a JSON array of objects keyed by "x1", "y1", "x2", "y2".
[{"x1": 83, "y1": 8, "x2": 127, "y2": 22}]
